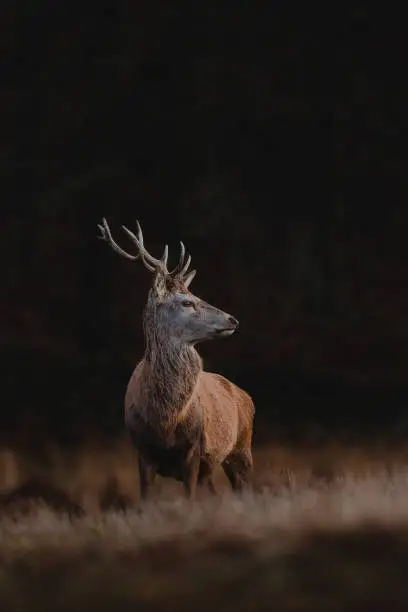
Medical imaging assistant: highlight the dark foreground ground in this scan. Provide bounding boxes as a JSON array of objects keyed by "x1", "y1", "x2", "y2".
[
  {"x1": 1, "y1": 521, "x2": 408, "y2": 612},
  {"x1": 1, "y1": 442, "x2": 408, "y2": 611}
]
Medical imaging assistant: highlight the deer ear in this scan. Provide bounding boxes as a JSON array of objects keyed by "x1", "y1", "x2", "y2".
[
  {"x1": 183, "y1": 269, "x2": 197, "y2": 289},
  {"x1": 152, "y1": 270, "x2": 168, "y2": 298}
]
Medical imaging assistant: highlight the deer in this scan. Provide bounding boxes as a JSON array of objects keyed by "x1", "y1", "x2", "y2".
[{"x1": 97, "y1": 218, "x2": 255, "y2": 500}]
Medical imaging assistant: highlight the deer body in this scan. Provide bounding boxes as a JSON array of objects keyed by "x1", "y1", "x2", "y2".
[
  {"x1": 98, "y1": 218, "x2": 254, "y2": 498},
  {"x1": 125, "y1": 355, "x2": 254, "y2": 485}
]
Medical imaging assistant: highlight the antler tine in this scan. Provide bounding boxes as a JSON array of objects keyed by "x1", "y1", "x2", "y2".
[
  {"x1": 137, "y1": 222, "x2": 168, "y2": 270},
  {"x1": 97, "y1": 218, "x2": 140, "y2": 261},
  {"x1": 121, "y1": 224, "x2": 155, "y2": 272},
  {"x1": 161, "y1": 244, "x2": 169, "y2": 268},
  {"x1": 169, "y1": 241, "x2": 186, "y2": 275},
  {"x1": 178, "y1": 254, "x2": 192, "y2": 278},
  {"x1": 136, "y1": 221, "x2": 169, "y2": 272},
  {"x1": 122, "y1": 221, "x2": 169, "y2": 274}
]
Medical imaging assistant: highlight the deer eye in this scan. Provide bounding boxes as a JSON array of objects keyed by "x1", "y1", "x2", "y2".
[{"x1": 181, "y1": 299, "x2": 195, "y2": 308}]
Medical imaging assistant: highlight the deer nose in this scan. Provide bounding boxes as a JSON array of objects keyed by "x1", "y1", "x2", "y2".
[{"x1": 228, "y1": 315, "x2": 239, "y2": 328}]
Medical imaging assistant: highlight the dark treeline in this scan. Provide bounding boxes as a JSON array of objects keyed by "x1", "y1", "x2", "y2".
[{"x1": 2, "y1": 5, "x2": 407, "y2": 444}]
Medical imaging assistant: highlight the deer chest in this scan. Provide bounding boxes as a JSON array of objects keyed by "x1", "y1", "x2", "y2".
[{"x1": 127, "y1": 411, "x2": 203, "y2": 477}]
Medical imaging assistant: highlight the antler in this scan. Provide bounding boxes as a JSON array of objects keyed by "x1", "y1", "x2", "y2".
[
  {"x1": 97, "y1": 218, "x2": 139, "y2": 261},
  {"x1": 121, "y1": 221, "x2": 168, "y2": 274},
  {"x1": 97, "y1": 217, "x2": 194, "y2": 281}
]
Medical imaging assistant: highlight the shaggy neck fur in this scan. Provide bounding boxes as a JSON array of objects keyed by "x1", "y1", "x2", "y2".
[{"x1": 141, "y1": 299, "x2": 202, "y2": 424}]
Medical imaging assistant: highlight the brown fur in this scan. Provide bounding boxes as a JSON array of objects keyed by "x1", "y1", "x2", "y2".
[
  {"x1": 125, "y1": 367, "x2": 254, "y2": 499},
  {"x1": 98, "y1": 218, "x2": 255, "y2": 500},
  {"x1": 124, "y1": 287, "x2": 255, "y2": 500}
]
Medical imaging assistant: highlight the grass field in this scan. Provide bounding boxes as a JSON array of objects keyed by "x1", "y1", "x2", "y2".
[{"x1": 1, "y1": 440, "x2": 408, "y2": 611}]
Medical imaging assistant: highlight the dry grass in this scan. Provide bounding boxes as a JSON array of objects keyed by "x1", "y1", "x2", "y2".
[{"x1": 1, "y1": 440, "x2": 408, "y2": 610}]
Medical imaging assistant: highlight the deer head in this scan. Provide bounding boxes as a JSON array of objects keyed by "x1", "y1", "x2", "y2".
[{"x1": 98, "y1": 218, "x2": 239, "y2": 345}]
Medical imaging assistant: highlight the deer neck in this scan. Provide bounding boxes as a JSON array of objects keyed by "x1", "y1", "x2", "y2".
[{"x1": 142, "y1": 332, "x2": 202, "y2": 422}]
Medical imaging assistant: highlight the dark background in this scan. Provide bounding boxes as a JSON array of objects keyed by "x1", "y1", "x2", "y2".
[{"x1": 2, "y1": 4, "x2": 407, "y2": 447}]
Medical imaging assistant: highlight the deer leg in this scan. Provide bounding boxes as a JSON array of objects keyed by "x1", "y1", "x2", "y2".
[
  {"x1": 198, "y1": 474, "x2": 216, "y2": 495},
  {"x1": 138, "y1": 454, "x2": 157, "y2": 501},
  {"x1": 197, "y1": 461, "x2": 217, "y2": 495},
  {"x1": 182, "y1": 446, "x2": 200, "y2": 500},
  {"x1": 206, "y1": 476, "x2": 216, "y2": 495},
  {"x1": 222, "y1": 449, "x2": 253, "y2": 492}
]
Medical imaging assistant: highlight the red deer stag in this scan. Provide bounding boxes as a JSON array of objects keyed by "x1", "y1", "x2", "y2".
[{"x1": 98, "y1": 218, "x2": 255, "y2": 499}]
